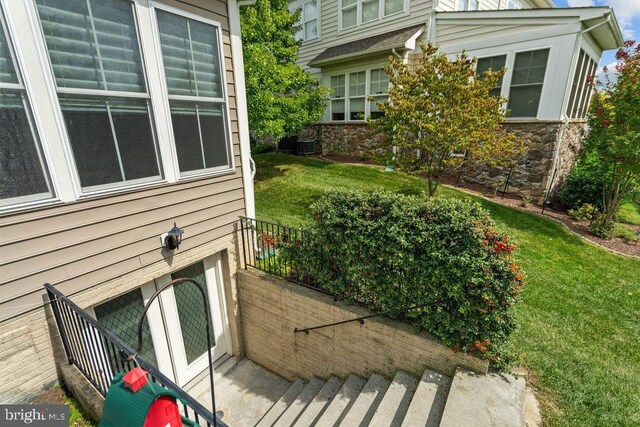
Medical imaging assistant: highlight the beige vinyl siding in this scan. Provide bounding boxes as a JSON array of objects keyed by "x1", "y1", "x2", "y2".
[
  {"x1": 0, "y1": 0, "x2": 247, "y2": 322},
  {"x1": 436, "y1": 22, "x2": 555, "y2": 45},
  {"x1": 296, "y1": 0, "x2": 433, "y2": 68}
]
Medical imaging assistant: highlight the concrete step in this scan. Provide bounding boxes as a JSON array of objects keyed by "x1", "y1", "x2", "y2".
[
  {"x1": 293, "y1": 376, "x2": 343, "y2": 427},
  {"x1": 273, "y1": 377, "x2": 326, "y2": 427},
  {"x1": 339, "y1": 373, "x2": 390, "y2": 427},
  {"x1": 315, "y1": 375, "x2": 367, "y2": 427},
  {"x1": 440, "y1": 368, "x2": 526, "y2": 427},
  {"x1": 256, "y1": 379, "x2": 306, "y2": 427},
  {"x1": 369, "y1": 371, "x2": 419, "y2": 427},
  {"x1": 401, "y1": 369, "x2": 451, "y2": 427}
]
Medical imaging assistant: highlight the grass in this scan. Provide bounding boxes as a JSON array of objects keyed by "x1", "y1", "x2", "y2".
[
  {"x1": 612, "y1": 223, "x2": 639, "y2": 242},
  {"x1": 617, "y1": 200, "x2": 640, "y2": 226},
  {"x1": 253, "y1": 153, "x2": 640, "y2": 427}
]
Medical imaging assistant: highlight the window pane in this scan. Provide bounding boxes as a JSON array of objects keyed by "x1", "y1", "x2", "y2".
[
  {"x1": 170, "y1": 101, "x2": 204, "y2": 172},
  {"x1": 95, "y1": 288, "x2": 157, "y2": 367},
  {"x1": 170, "y1": 101, "x2": 229, "y2": 173},
  {"x1": 61, "y1": 99, "x2": 122, "y2": 187},
  {"x1": 171, "y1": 262, "x2": 215, "y2": 365},
  {"x1": 331, "y1": 75, "x2": 345, "y2": 98},
  {"x1": 508, "y1": 85, "x2": 542, "y2": 117},
  {"x1": 331, "y1": 100, "x2": 345, "y2": 121},
  {"x1": 343, "y1": 0, "x2": 357, "y2": 6},
  {"x1": 200, "y1": 104, "x2": 230, "y2": 169},
  {"x1": 36, "y1": 0, "x2": 146, "y2": 93},
  {"x1": 342, "y1": 7, "x2": 357, "y2": 28},
  {"x1": 304, "y1": 0, "x2": 318, "y2": 21},
  {"x1": 349, "y1": 98, "x2": 365, "y2": 120},
  {"x1": 384, "y1": 0, "x2": 404, "y2": 16},
  {"x1": 0, "y1": 92, "x2": 51, "y2": 200},
  {"x1": 370, "y1": 95, "x2": 386, "y2": 119},
  {"x1": 0, "y1": 14, "x2": 18, "y2": 84},
  {"x1": 305, "y1": 19, "x2": 318, "y2": 40},
  {"x1": 477, "y1": 55, "x2": 506, "y2": 89},
  {"x1": 370, "y1": 68, "x2": 389, "y2": 94},
  {"x1": 456, "y1": 0, "x2": 467, "y2": 10},
  {"x1": 294, "y1": 7, "x2": 303, "y2": 40},
  {"x1": 111, "y1": 100, "x2": 159, "y2": 181},
  {"x1": 61, "y1": 97, "x2": 159, "y2": 187},
  {"x1": 349, "y1": 71, "x2": 366, "y2": 96},
  {"x1": 362, "y1": 0, "x2": 379, "y2": 23},
  {"x1": 470, "y1": 0, "x2": 479, "y2": 10},
  {"x1": 157, "y1": 10, "x2": 223, "y2": 98}
]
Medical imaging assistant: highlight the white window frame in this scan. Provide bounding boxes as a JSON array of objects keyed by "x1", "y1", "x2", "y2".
[
  {"x1": 291, "y1": 0, "x2": 319, "y2": 42},
  {"x1": 339, "y1": 0, "x2": 408, "y2": 31},
  {"x1": 328, "y1": 66, "x2": 389, "y2": 123},
  {"x1": 505, "y1": 47, "x2": 551, "y2": 119},
  {"x1": 149, "y1": 2, "x2": 236, "y2": 181},
  {"x1": 0, "y1": 0, "x2": 61, "y2": 213},
  {"x1": 31, "y1": 0, "x2": 167, "y2": 196}
]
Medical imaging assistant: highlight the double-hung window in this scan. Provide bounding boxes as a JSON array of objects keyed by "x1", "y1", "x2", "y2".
[
  {"x1": 341, "y1": 0, "x2": 405, "y2": 30},
  {"x1": 476, "y1": 55, "x2": 506, "y2": 97},
  {"x1": 0, "y1": 6, "x2": 53, "y2": 206},
  {"x1": 456, "y1": 0, "x2": 479, "y2": 11},
  {"x1": 369, "y1": 68, "x2": 389, "y2": 119},
  {"x1": 294, "y1": 0, "x2": 318, "y2": 41},
  {"x1": 36, "y1": 0, "x2": 161, "y2": 191},
  {"x1": 155, "y1": 8, "x2": 231, "y2": 176},
  {"x1": 330, "y1": 68, "x2": 389, "y2": 121},
  {"x1": 348, "y1": 71, "x2": 366, "y2": 120},
  {"x1": 330, "y1": 75, "x2": 346, "y2": 121},
  {"x1": 508, "y1": 49, "x2": 549, "y2": 117}
]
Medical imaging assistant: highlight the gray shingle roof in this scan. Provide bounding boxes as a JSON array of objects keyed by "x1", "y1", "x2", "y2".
[{"x1": 308, "y1": 24, "x2": 425, "y2": 66}]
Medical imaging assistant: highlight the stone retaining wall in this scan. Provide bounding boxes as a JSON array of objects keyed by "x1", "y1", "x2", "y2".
[
  {"x1": 237, "y1": 269, "x2": 488, "y2": 382},
  {"x1": 306, "y1": 121, "x2": 586, "y2": 204}
]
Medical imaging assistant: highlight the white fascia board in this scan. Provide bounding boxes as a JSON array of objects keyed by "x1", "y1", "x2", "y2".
[
  {"x1": 228, "y1": 0, "x2": 256, "y2": 220},
  {"x1": 436, "y1": 7, "x2": 611, "y2": 22}
]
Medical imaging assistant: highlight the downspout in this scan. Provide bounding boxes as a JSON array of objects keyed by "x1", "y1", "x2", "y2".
[
  {"x1": 543, "y1": 12, "x2": 611, "y2": 200},
  {"x1": 229, "y1": 0, "x2": 256, "y2": 218}
]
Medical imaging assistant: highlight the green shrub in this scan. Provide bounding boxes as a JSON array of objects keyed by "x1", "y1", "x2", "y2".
[
  {"x1": 558, "y1": 155, "x2": 606, "y2": 211},
  {"x1": 251, "y1": 143, "x2": 275, "y2": 155},
  {"x1": 281, "y1": 190, "x2": 525, "y2": 366},
  {"x1": 589, "y1": 215, "x2": 615, "y2": 239},
  {"x1": 612, "y1": 223, "x2": 638, "y2": 243},
  {"x1": 567, "y1": 203, "x2": 597, "y2": 221}
]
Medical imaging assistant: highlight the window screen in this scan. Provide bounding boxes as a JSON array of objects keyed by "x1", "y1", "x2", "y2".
[
  {"x1": 369, "y1": 68, "x2": 389, "y2": 119},
  {"x1": 330, "y1": 75, "x2": 346, "y2": 121},
  {"x1": 508, "y1": 49, "x2": 549, "y2": 117},
  {"x1": 36, "y1": 0, "x2": 161, "y2": 190},
  {"x1": 156, "y1": 9, "x2": 231, "y2": 175},
  {"x1": 0, "y1": 7, "x2": 53, "y2": 205}
]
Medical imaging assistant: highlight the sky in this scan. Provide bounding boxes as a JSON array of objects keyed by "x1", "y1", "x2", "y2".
[{"x1": 554, "y1": 0, "x2": 639, "y2": 74}]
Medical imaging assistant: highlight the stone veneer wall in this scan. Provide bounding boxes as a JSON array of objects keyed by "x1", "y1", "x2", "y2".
[
  {"x1": 306, "y1": 121, "x2": 587, "y2": 204},
  {"x1": 237, "y1": 269, "x2": 488, "y2": 382}
]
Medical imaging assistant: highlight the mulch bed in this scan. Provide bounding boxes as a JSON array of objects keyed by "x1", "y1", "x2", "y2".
[{"x1": 320, "y1": 155, "x2": 640, "y2": 258}]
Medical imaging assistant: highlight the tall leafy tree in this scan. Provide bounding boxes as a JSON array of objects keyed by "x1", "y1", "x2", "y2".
[
  {"x1": 371, "y1": 44, "x2": 526, "y2": 196},
  {"x1": 240, "y1": 0, "x2": 328, "y2": 142},
  {"x1": 584, "y1": 40, "x2": 640, "y2": 233}
]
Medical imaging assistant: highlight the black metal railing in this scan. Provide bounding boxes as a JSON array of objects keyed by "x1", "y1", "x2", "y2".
[
  {"x1": 239, "y1": 217, "x2": 331, "y2": 294},
  {"x1": 45, "y1": 284, "x2": 226, "y2": 427}
]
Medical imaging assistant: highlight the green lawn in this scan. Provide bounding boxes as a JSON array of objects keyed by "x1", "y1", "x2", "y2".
[
  {"x1": 253, "y1": 153, "x2": 640, "y2": 427},
  {"x1": 618, "y1": 200, "x2": 640, "y2": 226}
]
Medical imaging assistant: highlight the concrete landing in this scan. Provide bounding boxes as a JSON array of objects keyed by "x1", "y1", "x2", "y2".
[
  {"x1": 440, "y1": 368, "x2": 525, "y2": 427},
  {"x1": 191, "y1": 357, "x2": 292, "y2": 427}
]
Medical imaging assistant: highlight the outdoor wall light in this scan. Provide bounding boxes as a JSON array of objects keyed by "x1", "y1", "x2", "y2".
[{"x1": 160, "y1": 222, "x2": 184, "y2": 250}]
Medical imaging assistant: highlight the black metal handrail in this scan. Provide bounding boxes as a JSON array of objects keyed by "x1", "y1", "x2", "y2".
[
  {"x1": 45, "y1": 283, "x2": 226, "y2": 427},
  {"x1": 293, "y1": 303, "x2": 431, "y2": 334}
]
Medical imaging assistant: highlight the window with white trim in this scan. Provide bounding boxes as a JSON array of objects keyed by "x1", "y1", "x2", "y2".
[
  {"x1": 476, "y1": 55, "x2": 506, "y2": 97},
  {"x1": 35, "y1": 0, "x2": 162, "y2": 191},
  {"x1": 155, "y1": 8, "x2": 231, "y2": 176},
  {"x1": 505, "y1": 0, "x2": 523, "y2": 9},
  {"x1": 0, "y1": 6, "x2": 54, "y2": 206},
  {"x1": 508, "y1": 49, "x2": 549, "y2": 117},
  {"x1": 456, "y1": 0, "x2": 479, "y2": 11},
  {"x1": 341, "y1": 0, "x2": 405, "y2": 30},
  {"x1": 293, "y1": 0, "x2": 318, "y2": 41},
  {"x1": 330, "y1": 67, "x2": 389, "y2": 122}
]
